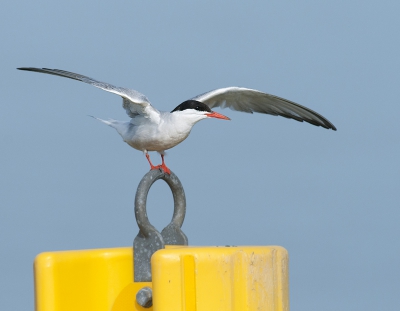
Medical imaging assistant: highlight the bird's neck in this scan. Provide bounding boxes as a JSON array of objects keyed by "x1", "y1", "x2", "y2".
[{"x1": 167, "y1": 112, "x2": 205, "y2": 133}]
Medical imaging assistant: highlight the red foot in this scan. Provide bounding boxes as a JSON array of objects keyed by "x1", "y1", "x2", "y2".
[
  {"x1": 146, "y1": 153, "x2": 171, "y2": 174},
  {"x1": 160, "y1": 154, "x2": 171, "y2": 174},
  {"x1": 160, "y1": 163, "x2": 171, "y2": 174},
  {"x1": 149, "y1": 164, "x2": 171, "y2": 174}
]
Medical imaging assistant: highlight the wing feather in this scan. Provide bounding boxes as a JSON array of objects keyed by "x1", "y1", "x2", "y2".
[
  {"x1": 17, "y1": 67, "x2": 157, "y2": 118},
  {"x1": 193, "y1": 87, "x2": 336, "y2": 130}
]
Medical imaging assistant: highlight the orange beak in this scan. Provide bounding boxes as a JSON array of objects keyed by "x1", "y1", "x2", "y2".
[{"x1": 206, "y1": 111, "x2": 231, "y2": 120}]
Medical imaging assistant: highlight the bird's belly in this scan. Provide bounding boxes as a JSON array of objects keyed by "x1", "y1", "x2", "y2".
[{"x1": 124, "y1": 125, "x2": 190, "y2": 152}]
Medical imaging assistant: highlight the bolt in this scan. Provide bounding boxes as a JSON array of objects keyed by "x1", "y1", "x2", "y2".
[{"x1": 136, "y1": 287, "x2": 153, "y2": 308}]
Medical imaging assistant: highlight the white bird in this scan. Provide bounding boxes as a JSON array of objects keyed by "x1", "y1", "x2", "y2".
[{"x1": 17, "y1": 67, "x2": 336, "y2": 174}]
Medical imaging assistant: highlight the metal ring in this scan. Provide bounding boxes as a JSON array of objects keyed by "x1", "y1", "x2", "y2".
[{"x1": 134, "y1": 169, "x2": 186, "y2": 236}]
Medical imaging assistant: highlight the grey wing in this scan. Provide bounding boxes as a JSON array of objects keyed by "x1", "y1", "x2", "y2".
[
  {"x1": 192, "y1": 87, "x2": 336, "y2": 130},
  {"x1": 17, "y1": 67, "x2": 157, "y2": 118}
]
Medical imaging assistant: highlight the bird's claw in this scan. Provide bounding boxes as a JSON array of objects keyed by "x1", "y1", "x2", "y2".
[
  {"x1": 161, "y1": 164, "x2": 171, "y2": 175},
  {"x1": 150, "y1": 164, "x2": 171, "y2": 175}
]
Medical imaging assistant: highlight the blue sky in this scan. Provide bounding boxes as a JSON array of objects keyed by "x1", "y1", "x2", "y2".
[{"x1": 1, "y1": 1, "x2": 399, "y2": 310}]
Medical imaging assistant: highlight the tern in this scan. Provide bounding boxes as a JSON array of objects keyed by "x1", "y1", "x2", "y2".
[{"x1": 17, "y1": 67, "x2": 336, "y2": 174}]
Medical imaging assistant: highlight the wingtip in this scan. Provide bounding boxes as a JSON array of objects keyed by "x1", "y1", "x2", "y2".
[{"x1": 17, "y1": 67, "x2": 34, "y2": 71}]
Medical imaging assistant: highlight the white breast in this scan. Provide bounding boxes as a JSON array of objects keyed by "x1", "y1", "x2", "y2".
[{"x1": 122, "y1": 112, "x2": 195, "y2": 152}]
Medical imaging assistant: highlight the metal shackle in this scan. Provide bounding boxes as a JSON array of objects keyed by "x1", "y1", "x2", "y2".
[
  {"x1": 133, "y1": 169, "x2": 188, "y2": 282},
  {"x1": 135, "y1": 169, "x2": 186, "y2": 239}
]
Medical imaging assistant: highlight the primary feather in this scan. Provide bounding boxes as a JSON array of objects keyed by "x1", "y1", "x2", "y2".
[{"x1": 193, "y1": 87, "x2": 336, "y2": 130}]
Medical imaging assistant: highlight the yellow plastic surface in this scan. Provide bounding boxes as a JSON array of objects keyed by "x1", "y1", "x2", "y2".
[
  {"x1": 151, "y1": 246, "x2": 289, "y2": 311},
  {"x1": 35, "y1": 246, "x2": 288, "y2": 311},
  {"x1": 34, "y1": 247, "x2": 151, "y2": 311}
]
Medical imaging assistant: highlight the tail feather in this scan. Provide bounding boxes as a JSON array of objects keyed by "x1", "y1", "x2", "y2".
[
  {"x1": 88, "y1": 115, "x2": 116, "y2": 127},
  {"x1": 88, "y1": 115, "x2": 130, "y2": 137}
]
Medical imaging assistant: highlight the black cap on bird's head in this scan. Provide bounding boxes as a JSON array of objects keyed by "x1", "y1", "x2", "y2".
[
  {"x1": 171, "y1": 100, "x2": 230, "y2": 120},
  {"x1": 171, "y1": 100, "x2": 211, "y2": 113}
]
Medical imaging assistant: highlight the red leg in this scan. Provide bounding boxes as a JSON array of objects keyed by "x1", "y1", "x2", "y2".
[
  {"x1": 145, "y1": 153, "x2": 161, "y2": 170},
  {"x1": 160, "y1": 154, "x2": 171, "y2": 174}
]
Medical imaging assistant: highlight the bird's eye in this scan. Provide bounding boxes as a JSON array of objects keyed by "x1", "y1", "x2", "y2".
[{"x1": 196, "y1": 106, "x2": 200, "y2": 110}]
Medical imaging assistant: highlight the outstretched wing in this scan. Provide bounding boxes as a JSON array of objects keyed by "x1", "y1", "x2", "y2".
[
  {"x1": 17, "y1": 67, "x2": 158, "y2": 118},
  {"x1": 192, "y1": 87, "x2": 336, "y2": 130}
]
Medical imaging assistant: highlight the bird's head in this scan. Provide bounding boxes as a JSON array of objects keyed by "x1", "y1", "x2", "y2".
[{"x1": 171, "y1": 100, "x2": 230, "y2": 123}]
